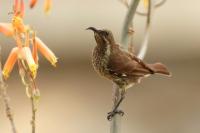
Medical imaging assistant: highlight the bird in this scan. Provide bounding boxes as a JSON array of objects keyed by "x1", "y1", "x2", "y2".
[{"x1": 87, "y1": 27, "x2": 171, "y2": 120}]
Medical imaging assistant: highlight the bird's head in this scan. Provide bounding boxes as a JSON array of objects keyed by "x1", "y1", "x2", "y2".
[{"x1": 87, "y1": 27, "x2": 115, "y2": 46}]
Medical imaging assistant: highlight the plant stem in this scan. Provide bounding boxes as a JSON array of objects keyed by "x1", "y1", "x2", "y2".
[
  {"x1": 1, "y1": 84, "x2": 18, "y2": 133},
  {"x1": 136, "y1": 0, "x2": 166, "y2": 16},
  {"x1": 30, "y1": 95, "x2": 36, "y2": 133},
  {"x1": 0, "y1": 46, "x2": 18, "y2": 133},
  {"x1": 18, "y1": 60, "x2": 38, "y2": 133},
  {"x1": 120, "y1": 0, "x2": 135, "y2": 54},
  {"x1": 110, "y1": 84, "x2": 122, "y2": 133},
  {"x1": 111, "y1": 1, "x2": 155, "y2": 133},
  {"x1": 137, "y1": 0, "x2": 154, "y2": 59},
  {"x1": 121, "y1": 0, "x2": 140, "y2": 49},
  {"x1": 110, "y1": 1, "x2": 140, "y2": 133}
]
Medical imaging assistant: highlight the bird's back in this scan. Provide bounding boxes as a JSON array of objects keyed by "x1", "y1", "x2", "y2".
[
  {"x1": 107, "y1": 44, "x2": 152, "y2": 86},
  {"x1": 108, "y1": 44, "x2": 151, "y2": 76},
  {"x1": 92, "y1": 43, "x2": 152, "y2": 88}
]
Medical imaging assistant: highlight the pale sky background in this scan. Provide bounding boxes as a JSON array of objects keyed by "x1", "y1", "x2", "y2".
[{"x1": 0, "y1": 0, "x2": 199, "y2": 61}]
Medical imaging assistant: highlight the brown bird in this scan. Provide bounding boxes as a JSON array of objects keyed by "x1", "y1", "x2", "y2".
[{"x1": 87, "y1": 27, "x2": 171, "y2": 120}]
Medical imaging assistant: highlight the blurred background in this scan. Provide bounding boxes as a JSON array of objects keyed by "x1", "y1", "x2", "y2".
[{"x1": 0, "y1": 0, "x2": 200, "y2": 133}]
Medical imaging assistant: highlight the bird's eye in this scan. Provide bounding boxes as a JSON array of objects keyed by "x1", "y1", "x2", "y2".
[{"x1": 99, "y1": 30, "x2": 109, "y2": 37}]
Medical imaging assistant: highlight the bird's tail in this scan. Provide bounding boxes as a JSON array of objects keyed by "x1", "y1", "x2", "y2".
[{"x1": 148, "y1": 63, "x2": 171, "y2": 76}]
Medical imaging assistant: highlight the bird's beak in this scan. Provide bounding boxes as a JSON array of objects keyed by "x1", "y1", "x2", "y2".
[{"x1": 86, "y1": 27, "x2": 99, "y2": 33}]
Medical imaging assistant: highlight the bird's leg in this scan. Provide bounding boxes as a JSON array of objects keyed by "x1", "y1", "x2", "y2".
[{"x1": 107, "y1": 90, "x2": 126, "y2": 121}]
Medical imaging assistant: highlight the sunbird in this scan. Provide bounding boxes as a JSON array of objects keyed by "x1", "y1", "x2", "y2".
[{"x1": 87, "y1": 27, "x2": 171, "y2": 120}]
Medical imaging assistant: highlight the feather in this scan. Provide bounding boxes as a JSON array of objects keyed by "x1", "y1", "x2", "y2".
[{"x1": 148, "y1": 63, "x2": 171, "y2": 76}]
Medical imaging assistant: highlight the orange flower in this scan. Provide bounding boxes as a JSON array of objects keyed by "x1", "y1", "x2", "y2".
[
  {"x1": 29, "y1": 0, "x2": 38, "y2": 8},
  {"x1": 21, "y1": 47, "x2": 38, "y2": 78},
  {"x1": 32, "y1": 34, "x2": 38, "y2": 64},
  {"x1": 0, "y1": 23, "x2": 14, "y2": 36},
  {"x1": 0, "y1": 16, "x2": 27, "y2": 37},
  {"x1": 14, "y1": 0, "x2": 25, "y2": 18},
  {"x1": 143, "y1": 0, "x2": 149, "y2": 8},
  {"x1": 35, "y1": 37, "x2": 57, "y2": 66},
  {"x1": 44, "y1": 0, "x2": 52, "y2": 13},
  {"x1": 2, "y1": 47, "x2": 19, "y2": 79},
  {"x1": 29, "y1": 0, "x2": 52, "y2": 14},
  {"x1": 2, "y1": 46, "x2": 38, "y2": 79},
  {"x1": 12, "y1": 16, "x2": 27, "y2": 33}
]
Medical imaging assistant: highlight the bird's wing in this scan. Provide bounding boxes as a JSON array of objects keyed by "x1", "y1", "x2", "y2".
[{"x1": 107, "y1": 44, "x2": 151, "y2": 77}]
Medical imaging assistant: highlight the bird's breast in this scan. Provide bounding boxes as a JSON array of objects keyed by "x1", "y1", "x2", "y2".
[{"x1": 92, "y1": 45, "x2": 111, "y2": 77}]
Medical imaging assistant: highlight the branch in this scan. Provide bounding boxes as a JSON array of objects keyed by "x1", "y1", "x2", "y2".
[
  {"x1": 137, "y1": 0, "x2": 154, "y2": 59},
  {"x1": 18, "y1": 60, "x2": 38, "y2": 133},
  {"x1": 136, "y1": 0, "x2": 166, "y2": 16},
  {"x1": 155, "y1": 0, "x2": 166, "y2": 8},
  {"x1": 120, "y1": 0, "x2": 135, "y2": 54},
  {"x1": 110, "y1": 84, "x2": 122, "y2": 133},
  {"x1": 120, "y1": 0, "x2": 140, "y2": 49},
  {"x1": 30, "y1": 95, "x2": 36, "y2": 133},
  {"x1": 110, "y1": 1, "x2": 140, "y2": 133},
  {"x1": 0, "y1": 46, "x2": 18, "y2": 133}
]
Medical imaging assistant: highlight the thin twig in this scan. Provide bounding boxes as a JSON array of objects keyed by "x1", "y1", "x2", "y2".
[
  {"x1": 18, "y1": 60, "x2": 38, "y2": 133},
  {"x1": 137, "y1": 0, "x2": 154, "y2": 59},
  {"x1": 0, "y1": 46, "x2": 18, "y2": 133},
  {"x1": 110, "y1": 84, "x2": 122, "y2": 133},
  {"x1": 120, "y1": 0, "x2": 135, "y2": 54},
  {"x1": 136, "y1": 0, "x2": 166, "y2": 16},
  {"x1": 155, "y1": 0, "x2": 166, "y2": 8},
  {"x1": 120, "y1": 0, "x2": 140, "y2": 49},
  {"x1": 30, "y1": 95, "x2": 36, "y2": 133}
]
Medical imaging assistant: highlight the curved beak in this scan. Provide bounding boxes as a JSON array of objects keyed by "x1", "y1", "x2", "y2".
[{"x1": 86, "y1": 27, "x2": 99, "y2": 33}]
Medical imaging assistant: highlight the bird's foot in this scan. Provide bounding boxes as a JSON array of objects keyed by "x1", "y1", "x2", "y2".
[{"x1": 107, "y1": 110, "x2": 124, "y2": 121}]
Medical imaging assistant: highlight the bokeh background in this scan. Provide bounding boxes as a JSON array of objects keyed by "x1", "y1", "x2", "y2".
[{"x1": 0, "y1": 0, "x2": 200, "y2": 133}]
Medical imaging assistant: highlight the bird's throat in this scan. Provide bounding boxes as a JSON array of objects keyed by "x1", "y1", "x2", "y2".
[{"x1": 95, "y1": 44, "x2": 111, "y2": 59}]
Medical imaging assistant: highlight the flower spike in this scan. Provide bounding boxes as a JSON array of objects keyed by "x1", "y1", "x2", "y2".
[{"x1": 1, "y1": 1, "x2": 57, "y2": 78}]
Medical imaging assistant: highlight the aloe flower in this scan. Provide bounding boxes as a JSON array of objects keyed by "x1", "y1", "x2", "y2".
[
  {"x1": 2, "y1": 48, "x2": 18, "y2": 78},
  {"x1": 29, "y1": 0, "x2": 38, "y2": 8},
  {"x1": 29, "y1": 0, "x2": 52, "y2": 13},
  {"x1": 3, "y1": 46, "x2": 38, "y2": 79},
  {"x1": 0, "y1": 0, "x2": 57, "y2": 79},
  {"x1": 143, "y1": 0, "x2": 149, "y2": 8},
  {"x1": 14, "y1": 0, "x2": 25, "y2": 18}
]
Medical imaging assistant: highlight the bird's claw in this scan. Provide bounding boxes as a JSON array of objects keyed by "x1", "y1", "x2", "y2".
[{"x1": 107, "y1": 110, "x2": 124, "y2": 121}]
